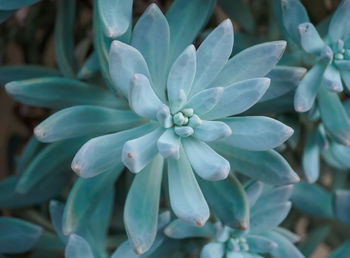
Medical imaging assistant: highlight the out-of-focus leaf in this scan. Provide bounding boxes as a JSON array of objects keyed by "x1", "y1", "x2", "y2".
[
  {"x1": 333, "y1": 189, "x2": 350, "y2": 225},
  {"x1": 0, "y1": 0, "x2": 40, "y2": 10},
  {"x1": 198, "y1": 174, "x2": 249, "y2": 230},
  {"x1": 55, "y1": 0, "x2": 78, "y2": 78},
  {"x1": 299, "y1": 226, "x2": 329, "y2": 257},
  {"x1": 292, "y1": 182, "x2": 333, "y2": 218},
  {"x1": 0, "y1": 217, "x2": 42, "y2": 254},
  {"x1": 0, "y1": 66, "x2": 60, "y2": 85}
]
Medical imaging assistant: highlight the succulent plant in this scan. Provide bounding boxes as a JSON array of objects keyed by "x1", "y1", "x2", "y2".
[{"x1": 1, "y1": 0, "x2": 350, "y2": 257}]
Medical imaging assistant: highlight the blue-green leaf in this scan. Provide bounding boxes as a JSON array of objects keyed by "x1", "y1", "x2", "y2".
[
  {"x1": 109, "y1": 40, "x2": 151, "y2": 97},
  {"x1": 323, "y1": 64, "x2": 343, "y2": 92},
  {"x1": 292, "y1": 182, "x2": 333, "y2": 218},
  {"x1": 329, "y1": 240, "x2": 350, "y2": 258},
  {"x1": 220, "y1": 116, "x2": 293, "y2": 151},
  {"x1": 164, "y1": 219, "x2": 215, "y2": 239},
  {"x1": 166, "y1": 0, "x2": 215, "y2": 64},
  {"x1": 250, "y1": 202, "x2": 291, "y2": 234},
  {"x1": 55, "y1": 0, "x2": 78, "y2": 78},
  {"x1": 167, "y1": 45, "x2": 196, "y2": 113},
  {"x1": 77, "y1": 52, "x2": 99, "y2": 80},
  {"x1": 245, "y1": 235, "x2": 278, "y2": 253},
  {"x1": 328, "y1": 0, "x2": 350, "y2": 44},
  {"x1": 244, "y1": 181, "x2": 264, "y2": 208},
  {"x1": 200, "y1": 242, "x2": 225, "y2": 258},
  {"x1": 299, "y1": 226, "x2": 329, "y2": 257},
  {"x1": 259, "y1": 66, "x2": 306, "y2": 102},
  {"x1": 16, "y1": 138, "x2": 85, "y2": 194},
  {"x1": 62, "y1": 164, "x2": 123, "y2": 235},
  {"x1": 132, "y1": 4, "x2": 170, "y2": 102},
  {"x1": 190, "y1": 19, "x2": 234, "y2": 94},
  {"x1": 280, "y1": 0, "x2": 309, "y2": 43},
  {"x1": 0, "y1": 217, "x2": 42, "y2": 254},
  {"x1": 294, "y1": 60, "x2": 327, "y2": 112},
  {"x1": 333, "y1": 189, "x2": 350, "y2": 225},
  {"x1": 211, "y1": 41, "x2": 286, "y2": 87},
  {"x1": 129, "y1": 74, "x2": 164, "y2": 121},
  {"x1": 124, "y1": 155, "x2": 163, "y2": 254},
  {"x1": 263, "y1": 231, "x2": 304, "y2": 258},
  {"x1": 34, "y1": 105, "x2": 141, "y2": 142},
  {"x1": 302, "y1": 129, "x2": 320, "y2": 183},
  {"x1": 198, "y1": 174, "x2": 249, "y2": 229},
  {"x1": 203, "y1": 78, "x2": 270, "y2": 120},
  {"x1": 185, "y1": 87, "x2": 224, "y2": 116},
  {"x1": 0, "y1": 10, "x2": 14, "y2": 23},
  {"x1": 122, "y1": 128, "x2": 164, "y2": 173},
  {"x1": 97, "y1": 0, "x2": 132, "y2": 38},
  {"x1": 157, "y1": 129, "x2": 180, "y2": 159},
  {"x1": 183, "y1": 139, "x2": 230, "y2": 181},
  {"x1": 49, "y1": 200, "x2": 67, "y2": 243},
  {"x1": 0, "y1": 66, "x2": 59, "y2": 85},
  {"x1": 298, "y1": 22, "x2": 325, "y2": 55},
  {"x1": 318, "y1": 85, "x2": 350, "y2": 146},
  {"x1": 214, "y1": 143, "x2": 299, "y2": 184},
  {"x1": 65, "y1": 234, "x2": 94, "y2": 258},
  {"x1": 72, "y1": 124, "x2": 156, "y2": 178},
  {"x1": 5, "y1": 77, "x2": 125, "y2": 109},
  {"x1": 168, "y1": 148, "x2": 209, "y2": 226},
  {"x1": 193, "y1": 120, "x2": 232, "y2": 142},
  {"x1": 0, "y1": 0, "x2": 40, "y2": 10}
]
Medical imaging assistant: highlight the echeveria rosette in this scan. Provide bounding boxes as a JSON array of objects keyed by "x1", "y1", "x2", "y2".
[
  {"x1": 67, "y1": 3, "x2": 298, "y2": 254},
  {"x1": 281, "y1": 0, "x2": 350, "y2": 146},
  {"x1": 164, "y1": 182, "x2": 304, "y2": 258}
]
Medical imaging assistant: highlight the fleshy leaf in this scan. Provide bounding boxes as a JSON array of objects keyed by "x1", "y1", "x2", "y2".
[
  {"x1": 97, "y1": 0, "x2": 132, "y2": 38},
  {"x1": 333, "y1": 190, "x2": 350, "y2": 225},
  {"x1": 166, "y1": 0, "x2": 215, "y2": 64},
  {"x1": 250, "y1": 202, "x2": 292, "y2": 234},
  {"x1": 193, "y1": 120, "x2": 232, "y2": 142},
  {"x1": 191, "y1": 19, "x2": 234, "y2": 94},
  {"x1": 185, "y1": 87, "x2": 224, "y2": 116},
  {"x1": 263, "y1": 231, "x2": 304, "y2": 258},
  {"x1": 168, "y1": 148, "x2": 209, "y2": 226},
  {"x1": 122, "y1": 128, "x2": 164, "y2": 173},
  {"x1": 298, "y1": 22, "x2": 326, "y2": 55},
  {"x1": 164, "y1": 219, "x2": 215, "y2": 239},
  {"x1": 302, "y1": 129, "x2": 320, "y2": 183},
  {"x1": 0, "y1": 0, "x2": 40, "y2": 10},
  {"x1": 16, "y1": 138, "x2": 85, "y2": 194},
  {"x1": 323, "y1": 64, "x2": 343, "y2": 92},
  {"x1": 244, "y1": 180, "x2": 264, "y2": 208},
  {"x1": 157, "y1": 129, "x2": 181, "y2": 159},
  {"x1": 109, "y1": 40, "x2": 151, "y2": 97},
  {"x1": 5, "y1": 77, "x2": 125, "y2": 109},
  {"x1": 62, "y1": 164, "x2": 123, "y2": 235},
  {"x1": 328, "y1": 0, "x2": 350, "y2": 44},
  {"x1": 34, "y1": 106, "x2": 141, "y2": 142},
  {"x1": 65, "y1": 234, "x2": 94, "y2": 258},
  {"x1": 167, "y1": 45, "x2": 196, "y2": 112},
  {"x1": 291, "y1": 182, "x2": 333, "y2": 218},
  {"x1": 183, "y1": 139, "x2": 230, "y2": 181},
  {"x1": 72, "y1": 124, "x2": 156, "y2": 178},
  {"x1": 214, "y1": 143, "x2": 300, "y2": 184},
  {"x1": 132, "y1": 4, "x2": 170, "y2": 101},
  {"x1": 200, "y1": 242, "x2": 225, "y2": 258},
  {"x1": 0, "y1": 217, "x2": 42, "y2": 254},
  {"x1": 129, "y1": 73, "x2": 164, "y2": 120},
  {"x1": 203, "y1": 78, "x2": 270, "y2": 120},
  {"x1": 124, "y1": 155, "x2": 163, "y2": 254},
  {"x1": 294, "y1": 60, "x2": 327, "y2": 112},
  {"x1": 211, "y1": 41, "x2": 286, "y2": 87},
  {"x1": 198, "y1": 174, "x2": 249, "y2": 229},
  {"x1": 220, "y1": 116, "x2": 293, "y2": 151},
  {"x1": 0, "y1": 66, "x2": 59, "y2": 85},
  {"x1": 245, "y1": 235, "x2": 278, "y2": 253},
  {"x1": 280, "y1": 0, "x2": 309, "y2": 43},
  {"x1": 329, "y1": 239, "x2": 350, "y2": 258},
  {"x1": 318, "y1": 85, "x2": 350, "y2": 146},
  {"x1": 55, "y1": 0, "x2": 78, "y2": 78}
]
